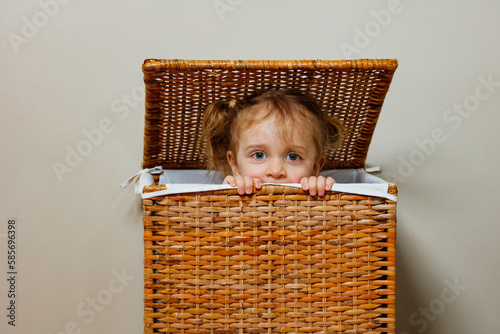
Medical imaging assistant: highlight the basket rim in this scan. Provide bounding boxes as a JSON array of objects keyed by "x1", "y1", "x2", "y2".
[
  {"x1": 141, "y1": 183, "x2": 398, "y2": 201},
  {"x1": 143, "y1": 58, "x2": 399, "y2": 72}
]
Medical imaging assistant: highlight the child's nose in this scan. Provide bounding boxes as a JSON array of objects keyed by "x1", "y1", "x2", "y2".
[{"x1": 266, "y1": 160, "x2": 286, "y2": 179}]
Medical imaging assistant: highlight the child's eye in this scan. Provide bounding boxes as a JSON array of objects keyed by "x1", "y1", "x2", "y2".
[
  {"x1": 286, "y1": 153, "x2": 301, "y2": 161},
  {"x1": 252, "y1": 152, "x2": 267, "y2": 159}
]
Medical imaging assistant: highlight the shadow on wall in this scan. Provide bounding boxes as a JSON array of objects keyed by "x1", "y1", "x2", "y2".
[{"x1": 396, "y1": 216, "x2": 468, "y2": 334}]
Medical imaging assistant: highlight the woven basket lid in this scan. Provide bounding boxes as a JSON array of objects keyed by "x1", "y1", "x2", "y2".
[{"x1": 142, "y1": 59, "x2": 398, "y2": 170}]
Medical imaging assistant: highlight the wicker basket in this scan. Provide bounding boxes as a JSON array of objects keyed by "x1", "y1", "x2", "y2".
[{"x1": 141, "y1": 59, "x2": 398, "y2": 334}]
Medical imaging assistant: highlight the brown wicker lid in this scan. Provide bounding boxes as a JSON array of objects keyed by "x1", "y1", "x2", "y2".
[{"x1": 142, "y1": 59, "x2": 398, "y2": 170}]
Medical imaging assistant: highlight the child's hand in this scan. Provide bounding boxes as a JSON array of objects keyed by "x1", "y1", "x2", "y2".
[
  {"x1": 223, "y1": 175, "x2": 263, "y2": 195},
  {"x1": 300, "y1": 176, "x2": 335, "y2": 196}
]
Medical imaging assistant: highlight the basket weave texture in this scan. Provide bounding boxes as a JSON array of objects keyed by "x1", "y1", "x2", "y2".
[
  {"x1": 142, "y1": 59, "x2": 398, "y2": 170},
  {"x1": 141, "y1": 59, "x2": 398, "y2": 334},
  {"x1": 143, "y1": 185, "x2": 397, "y2": 334}
]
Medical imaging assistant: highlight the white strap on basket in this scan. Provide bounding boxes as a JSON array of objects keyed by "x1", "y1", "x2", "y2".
[
  {"x1": 120, "y1": 166, "x2": 163, "y2": 194},
  {"x1": 121, "y1": 167, "x2": 398, "y2": 202}
]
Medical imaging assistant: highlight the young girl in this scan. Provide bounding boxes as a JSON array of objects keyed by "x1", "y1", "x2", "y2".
[{"x1": 201, "y1": 88, "x2": 343, "y2": 196}]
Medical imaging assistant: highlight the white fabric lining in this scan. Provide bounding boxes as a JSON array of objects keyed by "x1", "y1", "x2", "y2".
[{"x1": 121, "y1": 167, "x2": 397, "y2": 202}]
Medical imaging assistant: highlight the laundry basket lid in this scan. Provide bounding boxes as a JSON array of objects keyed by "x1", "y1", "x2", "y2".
[{"x1": 142, "y1": 59, "x2": 398, "y2": 170}]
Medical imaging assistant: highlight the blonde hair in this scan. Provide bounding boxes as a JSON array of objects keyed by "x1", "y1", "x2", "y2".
[{"x1": 201, "y1": 89, "x2": 343, "y2": 176}]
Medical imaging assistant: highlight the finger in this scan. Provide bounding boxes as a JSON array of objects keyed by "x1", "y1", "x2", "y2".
[
  {"x1": 244, "y1": 176, "x2": 254, "y2": 194},
  {"x1": 317, "y1": 176, "x2": 326, "y2": 196},
  {"x1": 300, "y1": 177, "x2": 309, "y2": 191},
  {"x1": 325, "y1": 177, "x2": 335, "y2": 191},
  {"x1": 308, "y1": 176, "x2": 318, "y2": 196},
  {"x1": 253, "y1": 178, "x2": 262, "y2": 190},
  {"x1": 235, "y1": 176, "x2": 246, "y2": 195},
  {"x1": 223, "y1": 176, "x2": 236, "y2": 186}
]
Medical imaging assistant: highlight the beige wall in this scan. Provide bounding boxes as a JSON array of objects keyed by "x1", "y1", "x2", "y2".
[{"x1": 1, "y1": 0, "x2": 499, "y2": 333}]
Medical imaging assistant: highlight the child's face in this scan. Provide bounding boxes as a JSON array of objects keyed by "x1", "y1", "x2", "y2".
[{"x1": 227, "y1": 113, "x2": 324, "y2": 183}]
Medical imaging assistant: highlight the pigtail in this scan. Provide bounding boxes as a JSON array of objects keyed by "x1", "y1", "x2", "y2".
[{"x1": 201, "y1": 100, "x2": 238, "y2": 176}]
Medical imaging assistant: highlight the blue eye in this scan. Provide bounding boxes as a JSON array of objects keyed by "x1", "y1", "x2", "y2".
[
  {"x1": 286, "y1": 153, "x2": 300, "y2": 161},
  {"x1": 252, "y1": 152, "x2": 266, "y2": 159}
]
